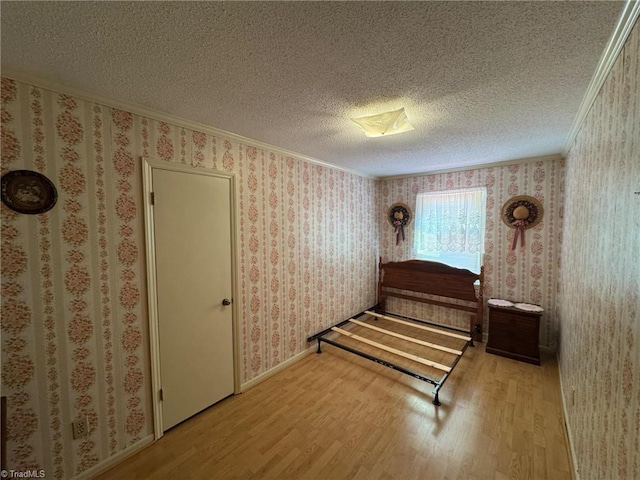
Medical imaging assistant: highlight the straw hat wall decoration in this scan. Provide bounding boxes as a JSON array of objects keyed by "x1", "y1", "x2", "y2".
[
  {"x1": 388, "y1": 203, "x2": 412, "y2": 245},
  {"x1": 501, "y1": 195, "x2": 544, "y2": 250}
]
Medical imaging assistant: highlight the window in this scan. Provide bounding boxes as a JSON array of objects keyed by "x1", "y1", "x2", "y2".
[{"x1": 413, "y1": 187, "x2": 486, "y2": 273}]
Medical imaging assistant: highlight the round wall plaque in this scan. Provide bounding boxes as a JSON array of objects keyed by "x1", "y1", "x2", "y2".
[{"x1": 1, "y1": 170, "x2": 58, "y2": 215}]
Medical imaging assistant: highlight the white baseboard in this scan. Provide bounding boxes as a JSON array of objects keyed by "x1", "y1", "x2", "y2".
[
  {"x1": 73, "y1": 434, "x2": 154, "y2": 480},
  {"x1": 556, "y1": 353, "x2": 580, "y2": 480},
  {"x1": 241, "y1": 345, "x2": 317, "y2": 392}
]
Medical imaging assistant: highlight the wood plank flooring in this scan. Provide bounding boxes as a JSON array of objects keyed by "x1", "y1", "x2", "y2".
[{"x1": 96, "y1": 343, "x2": 572, "y2": 480}]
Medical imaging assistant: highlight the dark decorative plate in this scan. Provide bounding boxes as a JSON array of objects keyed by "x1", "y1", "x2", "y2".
[{"x1": 1, "y1": 170, "x2": 58, "y2": 214}]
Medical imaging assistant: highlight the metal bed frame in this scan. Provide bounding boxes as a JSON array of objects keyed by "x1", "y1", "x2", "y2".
[{"x1": 306, "y1": 259, "x2": 484, "y2": 406}]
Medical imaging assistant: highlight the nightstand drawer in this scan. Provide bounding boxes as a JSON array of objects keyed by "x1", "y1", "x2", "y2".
[{"x1": 487, "y1": 304, "x2": 542, "y2": 365}]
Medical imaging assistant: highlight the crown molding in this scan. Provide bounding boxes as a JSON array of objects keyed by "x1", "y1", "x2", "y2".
[
  {"x1": 377, "y1": 154, "x2": 564, "y2": 181},
  {"x1": 1, "y1": 69, "x2": 375, "y2": 180},
  {"x1": 563, "y1": 0, "x2": 640, "y2": 155}
]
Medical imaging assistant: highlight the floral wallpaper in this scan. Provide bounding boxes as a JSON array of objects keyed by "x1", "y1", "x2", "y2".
[
  {"x1": 0, "y1": 78, "x2": 377, "y2": 476},
  {"x1": 2, "y1": 19, "x2": 637, "y2": 479},
  {"x1": 558, "y1": 19, "x2": 639, "y2": 480},
  {"x1": 377, "y1": 159, "x2": 564, "y2": 347}
]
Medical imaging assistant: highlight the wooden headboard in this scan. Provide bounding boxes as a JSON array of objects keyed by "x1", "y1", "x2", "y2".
[{"x1": 377, "y1": 258, "x2": 484, "y2": 342}]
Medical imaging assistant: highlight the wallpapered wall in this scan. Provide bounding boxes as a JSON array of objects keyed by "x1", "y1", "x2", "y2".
[
  {"x1": 377, "y1": 159, "x2": 564, "y2": 346},
  {"x1": 559, "y1": 19, "x2": 639, "y2": 480},
  {"x1": 0, "y1": 78, "x2": 378, "y2": 477}
]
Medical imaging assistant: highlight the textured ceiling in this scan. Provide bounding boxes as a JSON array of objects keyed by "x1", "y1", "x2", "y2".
[{"x1": 1, "y1": 1, "x2": 624, "y2": 177}]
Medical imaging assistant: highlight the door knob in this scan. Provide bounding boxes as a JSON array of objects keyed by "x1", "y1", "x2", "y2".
[{"x1": 222, "y1": 298, "x2": 232, "y2": 306}]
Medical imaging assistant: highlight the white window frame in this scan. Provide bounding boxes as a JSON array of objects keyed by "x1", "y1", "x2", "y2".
[{"x1": 413, "y1": 187, "x2": 486, "y2": 273}]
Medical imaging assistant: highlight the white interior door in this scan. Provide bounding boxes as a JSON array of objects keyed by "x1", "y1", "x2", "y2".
[{"x1": 152, "y1": 167, "x2": 235, "y2": 431}]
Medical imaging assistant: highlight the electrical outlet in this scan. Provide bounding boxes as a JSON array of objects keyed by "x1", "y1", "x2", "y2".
[{"x1": 72, "y1": 416, "x2": 89, "y2": 439}]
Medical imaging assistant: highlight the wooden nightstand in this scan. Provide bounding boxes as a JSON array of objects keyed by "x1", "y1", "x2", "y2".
[{"x1": 486, "y1": 304, "x2": 542, "y2": 365}]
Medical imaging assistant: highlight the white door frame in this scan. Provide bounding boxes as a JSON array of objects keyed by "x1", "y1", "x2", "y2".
[{"x1": 141, "y1": 157, "x2": 241, "y2": 439}]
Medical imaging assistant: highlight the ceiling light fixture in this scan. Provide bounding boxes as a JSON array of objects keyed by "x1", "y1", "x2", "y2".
[{"x1": 350, "y1": 107, "x2": 415, "y2": 138}]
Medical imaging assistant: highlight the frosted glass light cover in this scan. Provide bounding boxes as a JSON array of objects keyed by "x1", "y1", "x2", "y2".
[{"x1": 350, "y1": 107, "x2": 415, "y2": 137}]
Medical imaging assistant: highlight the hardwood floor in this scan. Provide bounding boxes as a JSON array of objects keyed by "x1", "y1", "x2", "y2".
[{"x1": 96, "y1": 343, "x2": 572, "y2": 479}]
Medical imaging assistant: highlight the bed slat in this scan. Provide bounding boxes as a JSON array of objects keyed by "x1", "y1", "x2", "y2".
[
  {"x1": 331, "y1": 326, "x2": 452, "y2": 373},
  {"x1": 365, "y1": 311, "x2": 471, "y2": 341},
  {"x1": 349, "y1": 319, "x2": 463, "y2": 355}
]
